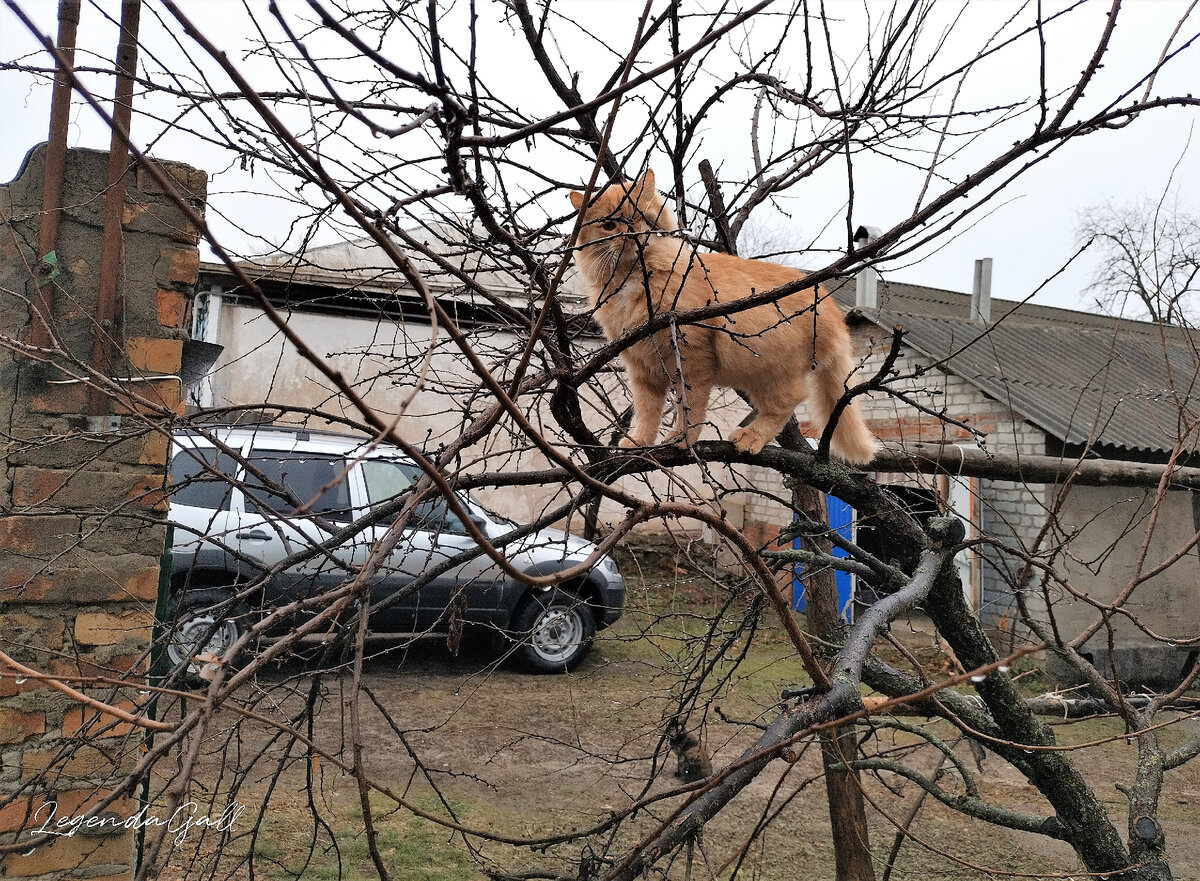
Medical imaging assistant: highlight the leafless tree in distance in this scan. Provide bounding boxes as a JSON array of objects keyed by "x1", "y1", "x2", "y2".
[{"x1": 1080, "y1": 191, "x2": 1199, "y2": 325}]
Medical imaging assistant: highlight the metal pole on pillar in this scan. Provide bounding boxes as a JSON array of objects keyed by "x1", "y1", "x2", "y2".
[
  {"x1": 89, "y1": 0, "x2": 142, "y2": 419},
  {"x1": 27, "y1": 0, "x2": 82, "y2": 350}
]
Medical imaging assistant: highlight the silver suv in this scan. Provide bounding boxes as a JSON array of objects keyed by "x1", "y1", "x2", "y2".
[{"x1": 165, "y1": 426, "x2": 624, "y2": 676}]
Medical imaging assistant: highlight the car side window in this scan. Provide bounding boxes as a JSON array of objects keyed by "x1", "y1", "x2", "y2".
[
  {"x1": 241, "y1": 453, "x2": 354, "y2": 523},
  {"x1": 360, "y1": 459, "x2": 467, "y2": 534},
  {"x1": 169, "y1": 447, "x2": 239, "y2": 511}
]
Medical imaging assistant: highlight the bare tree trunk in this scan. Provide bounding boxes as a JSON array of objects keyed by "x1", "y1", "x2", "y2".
[
  {"x1": 10, "y1": 4, "x2": 1200, "y2": 880},
  {"x1": 820, "y1": 727, "x2": 877, "y2": 881},
  {"x1": 795, "y1": 481, "x2": 876, "y2": 881},
  {"x1": 701, "y1": 158, "x2": 873, "y2": 878}
]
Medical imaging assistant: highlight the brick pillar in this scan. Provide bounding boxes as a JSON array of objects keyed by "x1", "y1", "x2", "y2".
[{"x1": 0, "y1": 144, "x2": 205, "y2": 879}]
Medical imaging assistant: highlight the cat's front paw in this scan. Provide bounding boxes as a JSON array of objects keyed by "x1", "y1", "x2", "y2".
[
  {"x1": 618, "y1": 436, "x2": 641, "y2": 449},
  {"x1": 730, "y1": 427, "x2": 768, "y2": 455}
]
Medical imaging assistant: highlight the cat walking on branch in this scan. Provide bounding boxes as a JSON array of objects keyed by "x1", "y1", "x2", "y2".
[{"x1": 569, "y1": 171, "x2": 878, "y2": 465}]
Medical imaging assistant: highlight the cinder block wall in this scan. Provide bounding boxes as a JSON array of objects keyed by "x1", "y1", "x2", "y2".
[
  {"x1": 739, "y1": 325, "x2": 1051, "y2": 637},
  {"x1": 0, "y1": 144, "x2": 205, "y2": 879}
]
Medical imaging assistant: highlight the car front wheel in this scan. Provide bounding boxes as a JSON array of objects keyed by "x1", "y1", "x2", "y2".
[
  {"x1": 510, "y1": 589, "x2": 597, "y2": 673},
  {"x1": 163, "y1": 588, "x2": 249, "y2": 686}
]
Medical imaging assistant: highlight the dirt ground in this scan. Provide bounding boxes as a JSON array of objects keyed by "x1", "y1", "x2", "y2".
[{"x1": 160, "y1": 540, "x2": 1200, "y2": 881}]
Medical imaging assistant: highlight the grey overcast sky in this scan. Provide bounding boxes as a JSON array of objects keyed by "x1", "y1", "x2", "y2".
[{"x1": 3, "y1": 1, "x2": 1198, "y2": 314}]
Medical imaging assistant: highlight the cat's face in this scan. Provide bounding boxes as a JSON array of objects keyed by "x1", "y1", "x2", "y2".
[{"x1": 568, "y1": 171, "x2": 677, "y2": 272}]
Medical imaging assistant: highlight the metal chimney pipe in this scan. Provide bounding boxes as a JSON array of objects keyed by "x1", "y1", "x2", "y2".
[
  {"x1": 971, "y1": 258, "x2": 993, "y2": 324},
  {"x1": 853, "y1": 225, "x2": 879, "y2": 309}
]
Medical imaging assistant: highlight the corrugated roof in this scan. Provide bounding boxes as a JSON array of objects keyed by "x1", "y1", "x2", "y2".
[
  {"x1": 832, "y1": 279, "x2": 1200, "y2": 457},
  {"x1": 241, "y1": 222, "x2": 587, "y2": 308}
]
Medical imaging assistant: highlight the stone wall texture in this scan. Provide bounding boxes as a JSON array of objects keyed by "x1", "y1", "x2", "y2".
[{"x1": 0, "y1": 144, "x2": 205, "y2": 879}]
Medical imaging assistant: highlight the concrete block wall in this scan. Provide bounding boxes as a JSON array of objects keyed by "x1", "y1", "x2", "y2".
[
  {"x1": 740, "y1": 324, "x2": 1052, "y2": 634},
  {"x1": 0, "y1": 144, "x2": 205, "y2": 879}
]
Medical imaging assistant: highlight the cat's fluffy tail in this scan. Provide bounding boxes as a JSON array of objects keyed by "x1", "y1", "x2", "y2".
[{"x1": 810, "y1": 350, "x2": 879, "y2": 466}]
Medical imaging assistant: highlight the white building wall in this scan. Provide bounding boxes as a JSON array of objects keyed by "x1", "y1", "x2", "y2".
[
  {"x1": 1048, "y1": 485, "x2": 1200, "y2": 684},
  {"x1": 194, "y1": 282, "x2": 1197, "y2": 666},
  {"x1": 203, "y1": 301, "x2": 757, "y2": 533}
]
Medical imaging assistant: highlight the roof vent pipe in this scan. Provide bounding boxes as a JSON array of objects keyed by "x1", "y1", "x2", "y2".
[
  {"x1": 971, "y1": 258, "x2": 993, "y2": 324},
  {"x1": 853, "y1": 225, "x2": 880, "y2": 309}
]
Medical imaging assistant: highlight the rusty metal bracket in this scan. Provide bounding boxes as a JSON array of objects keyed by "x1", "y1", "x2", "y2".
[{"x1": 34, "y1": 251, "x2": 62, "y2": 289}]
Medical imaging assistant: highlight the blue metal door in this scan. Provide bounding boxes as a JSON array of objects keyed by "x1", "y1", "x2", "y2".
[{"x1": 792, "y1": 495, "x2": 854, "y2": 622}]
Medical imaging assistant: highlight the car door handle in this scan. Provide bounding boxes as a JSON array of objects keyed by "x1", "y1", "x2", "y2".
[{"x1": 236, "y1": 530, "x2": 272, "y2": 541}]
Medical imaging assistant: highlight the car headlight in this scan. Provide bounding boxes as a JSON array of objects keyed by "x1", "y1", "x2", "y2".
[{"x1": 598, "y1": 555, "x2": 619, "y2": 575}]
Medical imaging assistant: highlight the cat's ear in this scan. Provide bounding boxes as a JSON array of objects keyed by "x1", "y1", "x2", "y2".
[
  {"x1": 636, "y1": 169, "x2": 656, "y2": 194},
  {"x1": 568, "y1": 190, "x2": 585, "y2": 210}
]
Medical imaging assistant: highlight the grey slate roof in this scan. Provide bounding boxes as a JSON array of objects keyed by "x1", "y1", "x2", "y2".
[{"x1": 831, "y1": 278, "x2": 1200, "y2": 458}]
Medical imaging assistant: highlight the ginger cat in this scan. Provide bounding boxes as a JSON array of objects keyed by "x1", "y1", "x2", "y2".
[{"x1": 569, "y1": 170, "x2": 878, "y2": 465}]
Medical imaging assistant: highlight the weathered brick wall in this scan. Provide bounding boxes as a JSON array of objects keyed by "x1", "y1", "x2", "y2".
[{"x1": 0, "y1": 144, "x2": 205, "y2": 878}]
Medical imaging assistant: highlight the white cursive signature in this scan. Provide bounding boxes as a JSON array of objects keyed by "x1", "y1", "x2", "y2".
[{"x1": 30, "y1": 800, "x2": 246, "y2": 846}]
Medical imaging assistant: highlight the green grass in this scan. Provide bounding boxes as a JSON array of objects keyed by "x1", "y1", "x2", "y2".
[
  {"x1": 250, "y1": 797, "x2": 479, "y2": 881},
  {"x1": 602, "y1": 542, "x2": 817, "y2": 713}
]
